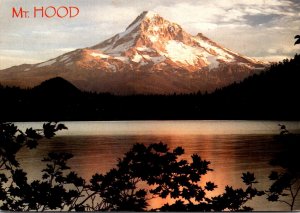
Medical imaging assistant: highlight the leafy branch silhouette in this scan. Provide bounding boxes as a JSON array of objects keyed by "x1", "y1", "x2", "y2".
[
  {"x1": 266, "y1": 125, "x2": 300, "y2": 211},
  {"x1": 0, "y1": 122, "x2": 265, "y2": 211}
]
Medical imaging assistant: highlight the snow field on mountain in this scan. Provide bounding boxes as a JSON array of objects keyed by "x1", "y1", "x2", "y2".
[
  {"x1": 36, "y1": 59, "x2": 56, "y2": 68},
  {"x1": 164, "y1": 40, "x2": 205, "y2": 65}
]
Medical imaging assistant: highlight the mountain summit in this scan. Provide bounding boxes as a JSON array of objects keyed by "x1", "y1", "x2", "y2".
[
  {"x1": 88, "y1": 10, "x2": 264, "y2": 72},
  {"x1": 0, "y1": 11, "x2": 266, "y2": 94}
]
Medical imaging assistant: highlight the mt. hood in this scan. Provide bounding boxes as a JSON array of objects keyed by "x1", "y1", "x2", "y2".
[{"x1": 0, "y1": 11, "x2": 266, "y2": 94}]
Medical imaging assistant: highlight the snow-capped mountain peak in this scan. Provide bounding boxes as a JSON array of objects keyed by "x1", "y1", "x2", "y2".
[
  {"x1": 0, "y1": 11, "x2": 267, "y2": 95},
  {"x1": 126, "y1": 10, "x2": 160, "y2": 30},
  {"x1": 87, "y1": 11, "x2": 265, "y2": 72},
  {"x1": 143, "y1": 10, "x2": 159, "y2": 18}
]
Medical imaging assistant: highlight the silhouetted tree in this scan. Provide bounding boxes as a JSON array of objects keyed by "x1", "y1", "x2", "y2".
[
  {"x1": 0, "y1": 122, "x2": 72, "y2": 210},
  {"x1": 0, "y1": 123, "x2": 265, "y2": 211},
  {"x1": 89, "y1": 142, "x2": 264, "y2": 211},
  {"x1": 266, "y1": 125, "x2": 300, "y2": 211}
]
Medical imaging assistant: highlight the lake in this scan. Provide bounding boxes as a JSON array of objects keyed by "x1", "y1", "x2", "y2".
[{"x1": 16, "y1": 120, "x2": 300, "y2": 211}]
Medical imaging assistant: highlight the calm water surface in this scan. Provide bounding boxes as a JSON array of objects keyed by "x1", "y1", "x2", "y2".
[{"x1": 16, "y1": 120, "x2": 300, "y2": 211}]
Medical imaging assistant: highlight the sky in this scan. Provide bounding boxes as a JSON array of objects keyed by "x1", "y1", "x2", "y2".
[{"x1": 0, "y1": 0, "x2": 299, "y2": 69}]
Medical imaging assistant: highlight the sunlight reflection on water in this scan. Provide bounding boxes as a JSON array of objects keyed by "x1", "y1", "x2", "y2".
[{"x1": 16, "y1": 120, "x2": 300, "y2": 211}]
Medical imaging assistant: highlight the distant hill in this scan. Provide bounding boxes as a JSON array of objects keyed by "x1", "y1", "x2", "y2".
[
  {"x1": 0, "y1": 55, "x2": 299, "y2": 121},
  {"x1": 32, "y1": 77, "x2": 81, "y2": 97}
]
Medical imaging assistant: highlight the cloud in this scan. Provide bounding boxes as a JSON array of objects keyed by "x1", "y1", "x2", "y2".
[
  {"x1": 0, "y1": 0, "x2": 299, "y2": 69},
  {"x1": 254, "y1": 55, "x2": 292, "y2": 62},
  {"x1": 0, "y1": 54, "x2": 41, "y2": 68}
]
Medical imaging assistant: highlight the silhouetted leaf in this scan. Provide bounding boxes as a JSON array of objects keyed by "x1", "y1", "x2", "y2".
[
  {"x1": 242, "y1": 172, "x2": 257, "y2": 185},
  {"x1": 205, "y1": 181, "x2": 217, "y2": 191},
  {"x1": 56, "y1": 123, "x2": 68, "y2": 131},
  {"x1": 25, "y1": 128, "x2": 42, "y2": 140},
  {"x1": 267, "y1": 194, "x2": 279, "y2": 201},
  {"x1": 66, "y1": 172, "x2": 84, "y2": 186},
  {"x1": 42, "y1": 173, "x2": 50, "y2": 180},
  {"x1": 26, "y1": 140, "x2": 38, "y2": 149},
  {"x1": 295, "y1": 35, "x2": 300, "y2": 45},
  {"x1": 0, "y1": 174, "x2": 8, "y2": 183},
  {"x1": 16, "y1": 134, "x2": 26, "y2": 144},
  {"x1": 43, "y1": 122, "x2": 56, "y2": 139},
  {"x1": 136, "y1": 189, "x2": 147, "y2": 198},
  {"x1": 173, "y1": 147, "x2": 184, "y2": 155},
  {"x1": 12, "y1": 169, "x2": 27, "y2": 186}
]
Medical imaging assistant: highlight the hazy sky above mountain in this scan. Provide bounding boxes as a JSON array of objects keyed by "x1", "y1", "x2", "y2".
[{"x1": 0, "y1": 0, "x2": 299, "y2": 69}]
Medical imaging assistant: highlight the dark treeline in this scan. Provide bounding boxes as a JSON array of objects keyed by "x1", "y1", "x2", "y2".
[{"x1": 0, "y1": 54, "x2": 299, "y2": 121}]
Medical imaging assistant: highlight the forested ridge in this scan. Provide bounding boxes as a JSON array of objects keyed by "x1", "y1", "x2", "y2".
[{"x1": 0, "y1": 54, "x2": 299, "y2": 121}]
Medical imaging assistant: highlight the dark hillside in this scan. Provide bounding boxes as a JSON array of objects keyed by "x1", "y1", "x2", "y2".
[
  {"x1": 202, "y1": 54, "x2": 300, "y2": 119},
  {"x1": 0, "y1": 55, "x2": 299, "y2": 121},
  {"x1": 32, "y1": 77, "x2": 81, "y2": 97}
]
